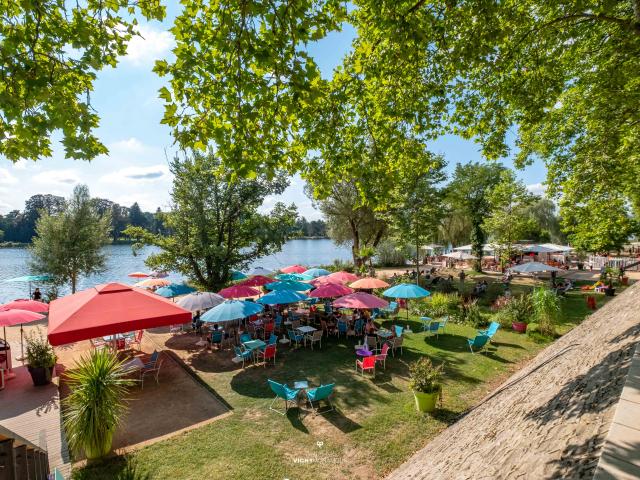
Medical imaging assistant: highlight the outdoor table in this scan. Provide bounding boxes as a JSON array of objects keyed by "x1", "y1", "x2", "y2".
[
  {"x1": 356, "y1": 348, "x2": 373, "y2": 358},
  {"x1": 296, "y1": 326, "x2": 316, "y2": 334},
  {"x1": 103, "y1": 333, "x2": 128, "y2": 351},
  {"x1": 377, "y1": 329, "x2": 393, "y2": 340},
  {"x1": 243, "y1": 339, "x2": 266, "y2": 351},
  {"x1": 122, "y1": 357, "x2": 144, "y2": 373}
]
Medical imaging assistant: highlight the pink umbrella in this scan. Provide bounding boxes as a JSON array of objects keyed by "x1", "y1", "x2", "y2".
[
  {"x1": 218, "y1": 285, "x2": 261, "y2": 299},
  {"x1": 349, "y1": 277, "x2": 390, "y2": 289},
  {"x1": 332, "y1": 292, "x2": 389, "y2": 309},
  {"x1": 327, "y1": 271, "x2": 359, "y2": 283},
  {"x1": 3, "y1": 299, "x2": 49, "y2": 313},
  {"x1": 309, "y1": 284, "x2": 354, "y2": 299},
  {"x1": 280, "y1": 265, "x2": 307, "y2": 274},
  {"x1": 238, "y1": 275, "x2": 275, "y2": 287},
  {"x1": 0, "y1": 306, "x2": 46, "y2": 367},
  {"x1": 309, "y1": 276, "x2": 341, "y2": 287},
  {"x1": 128, "y1": 272, "x2": 150, "y2": 278}
]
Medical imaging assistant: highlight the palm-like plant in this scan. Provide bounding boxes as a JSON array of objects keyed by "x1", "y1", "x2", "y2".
[
  {"x1": 62, "y1": 349, "x2": 135, "y2": 460},
  {"x1": 532, "y1": 287, "x2": 561, "y2": 337}
]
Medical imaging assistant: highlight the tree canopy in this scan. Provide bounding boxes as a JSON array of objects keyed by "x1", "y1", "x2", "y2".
[
  {"x1": 30, "y1": 185, "x2": 112, "y2": 293},
  {"x1": 125, "y1": 150, "x2": 298, "y2": 291},
  {"x1": 0, "y1": 0, "x2": 165, "y2": 161}
]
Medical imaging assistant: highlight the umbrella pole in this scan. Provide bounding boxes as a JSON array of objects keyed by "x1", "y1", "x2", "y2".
[
  {"x1": 19, "y1": 324, "x2": 25, "y2": 363},
  {"x1": 3, "y1": 326, "x2": 9, "y2": 370}
]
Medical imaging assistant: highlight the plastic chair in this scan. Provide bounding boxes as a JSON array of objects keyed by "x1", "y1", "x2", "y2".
[
  {"x1": 467, "y1": 334, "x2": 491, "y2": 354},
  {"x1": 308, "y1": 330, "x2": 323, "y2": 350},
  {"x1": 240, "y1": 333, "x2": 252, "y2": 343},
  {"x1": 390, "y1": 336, "x2": 403, "y2": 357},
  {"x1": 354, "y1": 319, "x2": 364, "y2": 336},
  {"x1": 438, "y1": 315, "x2": 449, "y2": 334},
  {"x1": 268, "y1": 379, "x2": 300, "y2": 415},
  {"x1": 287, "y1": 329, "x2": 304, "y2": 347},
  {"x1": 336, "y1": 321, "x2": 348, "y2": 337},
  {"x1": 420, "y1": 316, "x2": 432, "y2": 331},
  {"x1": 478, "y1": 321, "x2": 500, "y2": 342},
  {"x1": 356, "y1": 356, "x2": 376, "y2": 377},
  {"x1": 257, "y1": 344, "x2": 277, "y2": 367},
  {"x1": 210, "y1": 331, "x2": 223, "y2": 349},
  {"x1": 393, "y1": 325, "x2": 403, "y2": 338},
  {"x1": 427, "y1": 321, "x2": 441, "y2": 338},
  {"x1": 234, "y1": 346, "x2": 253, "y2": 367},
  {"x1": 306, "y1": 383, "x2": 335, "y2": 415},
  {"x1": 140, "y1": 359, "x2": 163, "y2": 389},
  {"x1": 375, "y1": 343, "x2": 390, "y2": 369}
]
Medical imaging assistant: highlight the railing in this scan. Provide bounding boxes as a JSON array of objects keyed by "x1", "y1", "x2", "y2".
[
  {"x1": 587, "y1": 256, "x2": 640, "y2": 271},
  {"x1": 0, "y1": 425, "x2": 50, "y2": 480}
]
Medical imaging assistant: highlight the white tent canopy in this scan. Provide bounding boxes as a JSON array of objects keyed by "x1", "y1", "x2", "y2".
[
  {"x1": 510, "y1": 262, "x2": 561, "y2": 274},
  {"x1": 443, "y1": 251, "x2": 477, "y2": 260},
  {"x1": 522, "y1": 244, "x2": 559, "y2": 254},
  {"x1": 176, "y1": 292, "x2": 225, "y2": 312},
  {"x1": 453, "y1": 243, "x2": 499, "y2": 253},
  {"x1": 539, "y1": 243, "x2": 573, "y2": 252}
]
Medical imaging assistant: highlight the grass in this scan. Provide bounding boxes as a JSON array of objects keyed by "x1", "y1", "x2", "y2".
[{"x1": 72, "y1": 276, "x2": 626, "y2": 480}]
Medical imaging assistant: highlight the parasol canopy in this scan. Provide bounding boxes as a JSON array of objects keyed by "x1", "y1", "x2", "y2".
[
  {"x1": 218, "y1": 285, "x2": 261, "y2": 299},
  {"x1": 47, "y1": 283, "x2": 191, "y2": 346},
  {"x1": 257, "y1": 290, "x2": 308, "y2": 305},
  {"x1": 265, "y1": 280, "x2": 313, "y2": 292},
  {"x1": 510, "y1": 262, "x2": 561, "y2": 274},
  {"x1": 383, "y1": 283, "x2": 431, "y2": 299},
  {"x1": 201, "y1": 300, "x2": 263, "y2": 323},
  {"x1": 154, "y1": 283, "x2": 197, "y2": 298},
  {"x1": 238, "y1": 275, "x2": 275, "y2": 287},
  {"x1": 332, "y1": 292, "x2": 388, "y2": 309},
  {"x1": 280, "y1": 265, "x2": 307, "y2": 274},
  {"x1": 327, "y1": 271, "x2": 359, "y2": 283},
  {"x1": 176, "y1": 292, "x2": 225, "y2": 311},
  {"x1": 308, "y1": 283, "x2": 354, "y2": 298},
  {"x1": 2, "y1": 299, "x2": 49, "y2": 313},
  {"x1": 349, "y1": 277, "x2": 390, "y2": 289}
]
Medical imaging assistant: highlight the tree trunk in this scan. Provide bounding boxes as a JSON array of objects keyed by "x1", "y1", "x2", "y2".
[
  {"x1": 350, "y1": 219, "x2": 361, "y2": 267},
  {"x1": 71, "y1": 272, "x2": 76, "y2": 293}
]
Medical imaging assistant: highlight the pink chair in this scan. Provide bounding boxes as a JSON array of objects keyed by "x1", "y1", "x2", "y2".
[
  {"x1": 257, "y1": 344, "x2": 277, "y2": 367},
  {"x1": 356, "y1": 356, "x2": 376, "y2": 377},
  {"x1": 375, "y1": 343, "x2": 390, "y2": 370},
  {"x1": 126, "y1": 330, "x2": 144, "y2": 351}
]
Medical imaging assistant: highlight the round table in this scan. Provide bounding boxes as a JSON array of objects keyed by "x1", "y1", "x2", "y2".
[{"x1": 356, "y1": 348, "x2": 373, "y2": 358}]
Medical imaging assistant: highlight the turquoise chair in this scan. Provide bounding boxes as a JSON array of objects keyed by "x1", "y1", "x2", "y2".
[
  {"x1": 420, "y1": 316, "x2": 432, "y2": 331},
  {"x1": 394, "y1": 325, "x2": 403, "y2": 337},
  {"x1": 438, "y1": 315, "x2": 449, "y2": 334},
  {"x1": 337, "y1": 321, "x2": 348, "y2": 337},
  {"x1": 478, "y1": 321, "x2": 500, "y2": 342},
  {"x1": 260, "y1": 334, "x2": 278, "y2": 351},
  {"x1": 371, "y1": 308, "x2": 380, "y2": 320},
  {"x1": 287, "y1": 329, "x2": 304, "y2": 347},
  {"x1": 467, "y1": 334, "x2": 491, "y2": 354},
  {"x1": 427, "y1": 321, "x2": 440, "y2": 338},
  {"x1": 268, "y1": 379, "x2": 300, "y2": 415},
  {"x1": 210, "y1": 331, "x2": 223, "y2": 348},
  {"x1": 306, "y1": 383, "x2": 336, "y2": 415},
  {"x1": 354, "y1": 319, "x2": 364, "y2": 336},
  {"x1": 234, "y1": 346, "x2": 253, "y2": 367},
  {"x1": 240, "y1": 333, "x2": 252, "y2": 343},
  {"x1": 383, "y1": 301, "x2": 398, "y2": 317}
]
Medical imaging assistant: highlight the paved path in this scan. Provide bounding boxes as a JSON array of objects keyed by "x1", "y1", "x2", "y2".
[
  {"x1": 387, "y1": 282, "x2": 640, "y2": 480},
  {"x1": 0, "y1": 361, "x2": 71, "y2": 477}
]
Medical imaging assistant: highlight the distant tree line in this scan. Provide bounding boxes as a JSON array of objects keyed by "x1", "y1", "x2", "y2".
[
  {"x1": 0, "y1": 194, "x2": 168, "y2": 244},
  {"x1": 294, "y1": 217, "x2": 327, "y2": 238}
]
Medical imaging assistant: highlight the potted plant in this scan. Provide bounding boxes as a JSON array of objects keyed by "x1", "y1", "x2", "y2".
[
  {"x1": 63, "y1": 349, "x2": 134, "y2": 460},
  {"x1": 25, "y1": 329, "x2": 57, "y2": 386},
  {"x1": 409, "y1": 357, "x2": 443, "y2": 413},
  {"x1": 498, "y1": 294, "x2": 532, "y2": 333}
]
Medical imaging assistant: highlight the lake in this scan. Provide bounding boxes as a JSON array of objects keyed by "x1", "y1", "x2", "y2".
[{"x1": 0, "y1": 239, "x2": 352, "y2": 303}]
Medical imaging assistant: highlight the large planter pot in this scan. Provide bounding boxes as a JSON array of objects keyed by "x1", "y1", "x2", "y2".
[
  {"x1": 84, "y1": 429, "x2": 114, "y2": 461},
  {"x1": 412, "y1": 390, "x2": 439, "y2": 413},
  {"x1": 512, "y1": 321, "x2": 528, "y2": 333},
  {"x1": 27, "y1": 366, "x2": 54, "y2": 386},
  {"x1": 604, "y1": 287, "x2": 616, "y2": 297},
  {"x1": 621, "y1": 277, "x2": 629, "y2": 286}
]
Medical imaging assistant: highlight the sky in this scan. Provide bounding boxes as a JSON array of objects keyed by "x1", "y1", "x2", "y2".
[{"x1": 0, "y1": 3, "x2": 546, "y2": 220}]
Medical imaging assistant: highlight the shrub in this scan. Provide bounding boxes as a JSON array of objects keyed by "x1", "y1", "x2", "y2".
[
  {"x1": 25, "y1": 328, "x2": 57, "y2": 368},
  {"x1": 411, "y1": 292, "x2": 458, "y2": 318},
  {"x1": 408, "y1": 357, "x2": 443, "y2": 394},
  {"x1": 494, "y1": 294, "x2": 533, "y2": 328},
  {"x1": 374, "y1": 240, "x2": 408, "y2": 267},
  {"x1": 63, "y1": 349, "x2": 135, "y2": 460},
  {"x1": 456, "y1": 300, "x2": 486, "y2": 328},
  {"x1": 531, "y1": 287, "x2": 561, "y2": 336}
]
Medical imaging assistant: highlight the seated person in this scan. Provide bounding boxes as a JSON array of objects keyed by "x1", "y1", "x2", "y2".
[{"x1": 364, "y1": 318, "x2": 378, "y2": 335}]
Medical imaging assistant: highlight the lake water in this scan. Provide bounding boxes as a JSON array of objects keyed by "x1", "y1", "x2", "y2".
[{"x1": 0, "y1": 239, "x2": 352, "y2": 303}]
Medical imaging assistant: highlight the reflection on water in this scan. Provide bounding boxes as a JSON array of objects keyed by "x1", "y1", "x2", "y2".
[{"x1": 0, "y1": 239, "x2": 351, "y2": 302}]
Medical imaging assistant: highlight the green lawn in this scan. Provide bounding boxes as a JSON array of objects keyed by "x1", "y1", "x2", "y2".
[{"x1": 72, "y1": 279, "x2": 624, "y2": 480}]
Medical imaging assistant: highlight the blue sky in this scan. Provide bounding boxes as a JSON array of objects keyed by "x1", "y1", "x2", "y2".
[{"x1": 0, "y1": 3, "x2": 546, "y2": 219}]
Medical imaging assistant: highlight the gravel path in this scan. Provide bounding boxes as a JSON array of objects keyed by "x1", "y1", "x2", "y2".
[{"x1": 387, "y1": 283, "x2": 640, "y2": 480}]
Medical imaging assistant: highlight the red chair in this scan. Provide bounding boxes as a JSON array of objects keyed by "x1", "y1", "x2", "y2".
[
  {"x1": 375, "y1": 343, "x2": 390, "y2": 370},
  {"x1": 356, "y1": 356, "x2": 376, "y2": 377},
  {"x1": 257, "y1": 344, "x2": 277, "y2": 367},
  {"x1": 263, "y1": 321, "x2": 275, "y2": 339}
]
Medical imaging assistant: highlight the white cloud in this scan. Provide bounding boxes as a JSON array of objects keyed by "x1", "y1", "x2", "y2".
[
  {"x1": 124, "y1": 24, "x2": 174, "y2": 67},
  {"x1": 109, "y1": 137, "x2": 150, "y2": 155},
  {"x1": 33, "y1": 169, "x2": 81, "y2": 186},
  {"x1": 101, "y1": 164, "x2": 170, "y2": 185},
  {"x1": 12, "y1": 160, "x2": 28, "y2": 171},
  {"x1": 527, "y1": 182, "x2": 546, "y2": 196},
  {"x1": 0, "y1": 168, "x2": 18, "y2": 185}
]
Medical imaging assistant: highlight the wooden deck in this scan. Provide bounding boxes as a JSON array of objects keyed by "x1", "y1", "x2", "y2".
[{"x1": 0, "y1": 340, "x2": 71, "y2": 477}]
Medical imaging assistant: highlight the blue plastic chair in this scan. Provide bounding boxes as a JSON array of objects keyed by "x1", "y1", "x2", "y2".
[
  {"x1": 438, "y1": 315, "x2": 449, "y2": 334},
  {"x1": 210, "y1": 331, "x2": 223, "y2": 348},
  {"x1": 234, "y1": 346, "x2": 253, "y2": 367},
  {"x1": 383, "y1": 301, "x2": 398, "y2": 317},
  {"x1": 267, "y1": 379, "x2": 300, "y2": 415},
  {"x1": 240, "y1": 333, "x2": 252, "y2": 343},
  {"x1": 306, "y1": 383, "x2": 335, "y2": 415},
  {"x1": 478, "y1": 321, "x2": 500, "y2": 342},
  {"x1": 467, "y1": 334, "x2": 491, "y2": 354},
  {"x1": 288, "y1": 329, "x2": 304, "y2": 347},
  {"x1": 143, "y1": 350, "x2": 159, "y2": 369},
  {"x1": 420, "y1": 316, "x2": 432, "y2": 331},
  {"x1": 427, "y1": 321, "x2": 440, "y2": 338},
  {"x1": 394, "y1": 325, "x2": 403, "y2": 337},
  {"x1": 371, "y1": 308, "x2": 380, "y2": 320}
]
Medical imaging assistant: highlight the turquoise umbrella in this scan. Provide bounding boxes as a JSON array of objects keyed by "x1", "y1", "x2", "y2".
[
  {"x1": 265, "y1": 280, "x2": 313, "y2": 291},
  {"x1": 155, "y1": 283, "x2": 196, "y2": 298},
  {"x1": 383, "y1": 283, "x2": 431, "y2": 299},
  {"x1": 232, "y1": 270, "x2": 248, "y2": 281},
  {"x1": 257, "y1": 290, "x2": 308, "y2": 305},
  {"x1": 201, "y1": 300, "x2": 263, "y2": 323},
  {"x1": 4, "y1": 274, "x2": 54, "y2": 296},
  {"x1": 382, "y1": 283, "x2": 431, "y2": 321},
  {"x1": 303, "y1": 268, "x2": 331, "y2": 278},
  {"x1": 275, "y1": 273, "x2": 314, "y2": 281}
]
